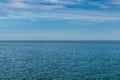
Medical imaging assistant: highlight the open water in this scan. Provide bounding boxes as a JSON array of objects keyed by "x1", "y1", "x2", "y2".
[{"x1": 0, "y1": 41, "x2": 120, "y2": 80}]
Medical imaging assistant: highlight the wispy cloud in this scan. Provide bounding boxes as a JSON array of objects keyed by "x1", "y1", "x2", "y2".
[
  {"x1": 0, "y1": 0, "x2": 120, "y2": 23},
  {"x1": 108, "y1": 0, "x2": 120, "y2": 5},
  {"x1": 89, "y1": 2, "x2": 110, "y2": 9}
]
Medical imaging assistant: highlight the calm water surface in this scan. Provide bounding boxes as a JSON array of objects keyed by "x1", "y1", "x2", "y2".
[{"x1": 0, "y1": 41, "x2": 120, "y2": 80}]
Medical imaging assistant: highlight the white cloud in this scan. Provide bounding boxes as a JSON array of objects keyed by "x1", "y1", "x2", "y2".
[
  {"x1": 0, "y1": 9, "x2": 119, "y2": 23},
  {"x1": 0, "y1": 0, "x2": 120, "y2": 23},
  {"x1": 10, "y1": 1, "x2": 31, "y2": 8},
  {"x1": 0, "y1": 0, "x2": 65, "y2": 10}
]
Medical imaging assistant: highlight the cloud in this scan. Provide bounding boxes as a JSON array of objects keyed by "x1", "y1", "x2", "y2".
[
  {"x1": 0, "y1": 0, "x2": 120, "y2": 23},
  {"x1": 0, "y1": 0, "x2": 64, "y2": 10},
  {"x1": 8, "y1": 1, "x2": 64, "y2": 10},
  {"x1": 1, "y1": 8, "x2": 119, "y2": 23},
  {"x1": 10, "y1": 1, "x2": 31, "y2": 8},
  {"x1": 89, "y1": 2, "x2": 110, "y2": 9},
  {"x1": 108, "y1": 0, "x2": 120, "y2": 5}
]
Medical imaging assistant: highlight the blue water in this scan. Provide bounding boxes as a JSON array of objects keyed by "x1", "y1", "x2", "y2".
[{"x1": 0, "y1": 41, "x2": 120, "y2": 80}]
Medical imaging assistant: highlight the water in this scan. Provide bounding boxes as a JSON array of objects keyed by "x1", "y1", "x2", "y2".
[{"x1": 0, "y1": 41, "x2": 120, "y2": 80}]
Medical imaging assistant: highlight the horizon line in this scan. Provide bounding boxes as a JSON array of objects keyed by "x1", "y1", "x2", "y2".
[{"x1": 0, "y1": 40, "x2": 120, "y2": 41}]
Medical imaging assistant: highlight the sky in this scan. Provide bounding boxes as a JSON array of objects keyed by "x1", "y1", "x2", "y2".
[{"x1": 0, "y1": 0, "x2": 120, "y2": 40}]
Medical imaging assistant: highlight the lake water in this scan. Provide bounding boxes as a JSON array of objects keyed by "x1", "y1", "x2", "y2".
[{"x1": 0, "y1": 41, "x2": 120, "y2": 80}]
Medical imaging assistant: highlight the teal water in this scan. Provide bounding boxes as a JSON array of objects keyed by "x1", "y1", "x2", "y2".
[{"x1": 0, "y1": 41, "x2": 120, "y2": 80}]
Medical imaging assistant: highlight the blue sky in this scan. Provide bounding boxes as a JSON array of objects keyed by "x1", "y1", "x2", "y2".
[{"x1": 0, "y1": 0, "x2": 120, "y2": 40}]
